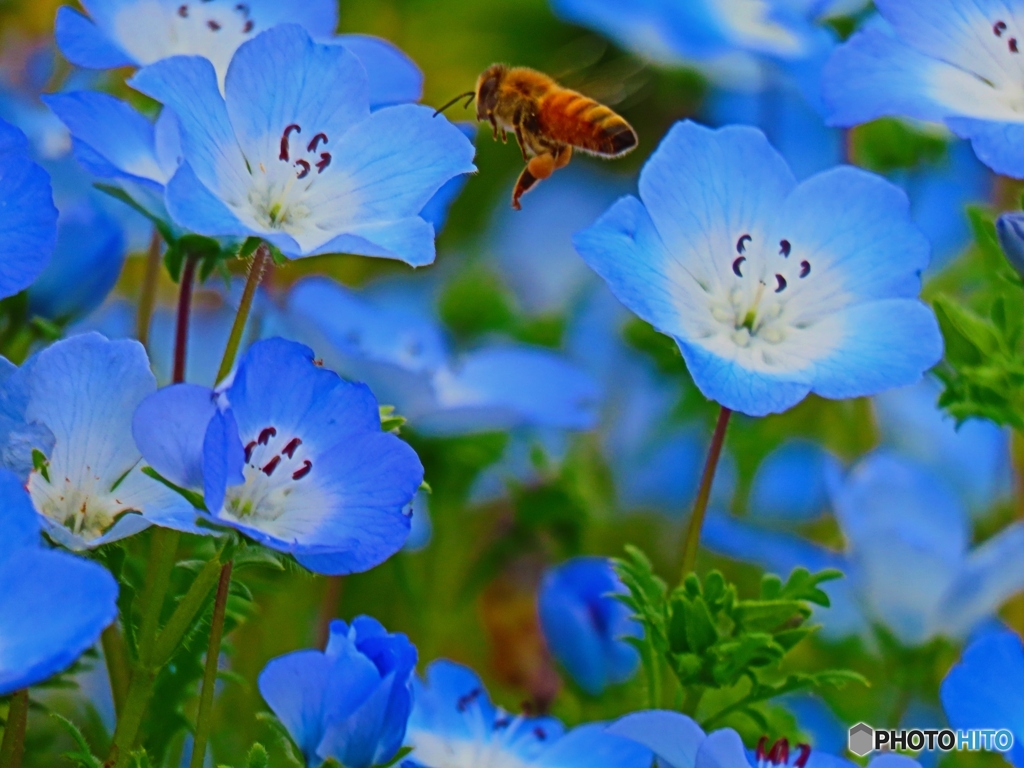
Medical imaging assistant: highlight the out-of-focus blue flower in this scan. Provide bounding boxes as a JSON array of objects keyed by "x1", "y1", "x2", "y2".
[
  {"x1": 703, "y1": 452, "x2": 1024, "y2": 645},
  {"x1": 285, "y1": 277, "x2": 600, "y2": 436},
  {"x1": 998, "y1": 211, "x2": 1024, "y2": 279},
  {"x1": 823, "y1": 2, "x2": 1024, "y2": 177},
  {"x1": 129, "y1": 25, "x2": 475, "y2": 265},
  {"x1": 0, "y1": 469, "x2": 118, "y2": 695},
  {"x1": 133, "y1": 338, "x2": 423, "y2": 575},
  {"x1": 550, "y1": 0, "x2": 832, "y2": 87},
  {"x1": 0, "y1": 332, "x2": 197, "y2": 550},
  {"x1": 941, "y1": 629, "x2": 1024, "y2": 768},
  {"x1": 573, "y1": 121, "x2": 942, "y2": 418},
  {"x1": 607, "y1": 710, "x2": 919, "y2": 768},
  {"x1": 747, "y1": 439, "x2": 840, "y2": 522},
  {"x1": 489, "y1": 166, "x2": 627, "y2": 316},
  {"x1": 28, "y1": 201, "x2": 125, "y2": 322},
  {"x1": 874, "y1": 378, "x2": 1012, "y2": 517},
  {"x1": 259, "y1": 616, "x2": 416, "y2": 768},
  {"x1": 56, "y1": 0, "x2": 422, "y2": 104},
  {"x1": 404, "y1": 660, "x2": 651, "y2": 768},
  {"x1": 537, "y1": 556, "x2": 640, "y2": 695},
  {"x1": 0, "y1": 117, "x2": 58, "y2": 300}
]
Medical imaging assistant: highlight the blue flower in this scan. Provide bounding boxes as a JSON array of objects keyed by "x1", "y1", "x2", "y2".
[
  {"x1": 703, "y1": 452, "x2": 1024, "y2": 645},
  {"x1": 404, "y1": 660, "x2": 651, "y2": 768},
  {"x1": 284, "y1": 277, "x2": 599, "y2": 435},
  {"x1": 941, "y1": 629, "x2": 1024, "y2": 768},
  {"x1": 607, "y1": 710, "x2": 920, "y2": 768},
  {"x1": 0, "y1": 117, "x2": 58, "y2": 300},
  {"x1": 56, "y1": 0, "x2": 422, "y2": 103},
  {"x1": 538, "y1": 556, "x2": 641, "y2": 695},
  {"x1": 258, "y1": 616, "x2": 416, "y2": 768},
  {"x1": 132, "y1": 337, "x2": 424, "y2": 575},
  {"x1": 0, "y1": 468, "x2": 119, "y2": 695},
  {"x1": 746, "y1": 439, "x2": 840, "y2": 522},
  {"x1": 874, "y1": 379, "x2": 1012, "y2": 517},
  {"x1": 129, "y1": 24, "x2": 475, "y2": 266},
  {"x1": 572, "y1": 120, "x2": 942, "y2": 417},
  {"x1": 0, "y1": 332, "x2": 197, "y2": 550},
  {"x1": 822, "y1": 2, "x2": 1024, "y2": 177}
]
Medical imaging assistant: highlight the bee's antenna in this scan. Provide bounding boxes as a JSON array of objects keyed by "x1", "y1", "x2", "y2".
[{"x1": 433, "y1": 91, "x2": 476, "y2": 117}]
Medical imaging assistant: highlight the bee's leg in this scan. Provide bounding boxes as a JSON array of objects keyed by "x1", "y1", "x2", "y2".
[
  {"x1": 514, "y1": 124, "x2": 530, "y2": 162},
  {"x1": 490, "y1": 116, "x2": 499, "y2": 141},
  {"x1": 500, "y1": 129, "x2": 508, "y2": 143},
  {"x1": 512, "y1": 152, "x2": 556, "y2": 210},
  {"x1": 553, "y1": 144, "x2": 572, "y2": 170}
]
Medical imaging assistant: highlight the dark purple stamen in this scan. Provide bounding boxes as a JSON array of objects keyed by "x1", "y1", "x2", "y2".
[
  {"x1": 534, "y1": 727, "x2": 547, "y2": 741},
  {"x1": 292, "y1": 460, "x2": 313, "y2": 480},
  {"x1": 737, "y1": 234, "x2": 752, "y2": 254},
  {"x1": 280, "y1": 124, "x2": 301, "y2": 161},
  {"x1": 316, "y1": 153, "x2": 332, "y2": 173},
  {"x1": 768, "y1": 739, "x2": 789, "y2": 767},
  {"x1": 800, "y1": 260, "x2": 811, "y2": 278},
  {"x1": 283, "y1": 438, "x2": 302, "y2": 459},
  {"x1": 456, "y1": 689, "x2": 481, "y2": 712},
  {"x1": 308, "y1": 133, "x2": 328, "y2": 152},
  {"x1": 755, "y1": 736, "x2": 768, "y2": 762},
  {"x1": 494, "y1": 717, "x2": 511, "y2": 730},
  {"x1": 207, "y1": 19, "x2": 221, "y2": 31},
  {"x1": 244, "y1": 441, "x2": 257, "y2": 463},
  {"x1": 295, "y1": 159, "x2": 311, "y2": 179},
  {"x1": 995, "y1": 20, "x2": 1008, "y2": 36},
  {"x1": 243, "y1": 19, "x2": 254, "y2": 33},
  {"x1": 258, "y1": 427, "x2": 277, "y2": 445},
  {"x1": 178, "y1": 4, "x2": 189, "y2": 17},
  {"x1": 780, "y1": 239, "x2": 791, "y2": 257},
  {"x1": 794, "y1": 744, "x2": 812, "y2": 768},
  {"x1": 262, "y1": 456, "x2": 281, "y2": 476},
  {"x1": 235, "y1": 2, "x2": 250, "y2": 13},
  {"x1": 1011, "y1": 37, "x2": 1019, "y2": 52},
  {"x1": 775, "y1": 274, "x2": 787, "y2": 293},
  {"x1": 733, "y1": 256, "x2": 746, "y2": 277}
]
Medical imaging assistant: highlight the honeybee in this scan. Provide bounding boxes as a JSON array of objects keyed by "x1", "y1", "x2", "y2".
[{"x1": 435, "y1": 64, "x2": 638, "y2": 210}]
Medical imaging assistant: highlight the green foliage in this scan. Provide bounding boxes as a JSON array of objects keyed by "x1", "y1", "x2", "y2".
[
  {"x1": 615, "y1": 546, "x2": 864, "y2": 726},
  {"x1": 934, "y1": 208, "x2": 1024, "y2": 428},
  {"x1": 849, "y1": 119, "x2": 948, "y2": 173}
]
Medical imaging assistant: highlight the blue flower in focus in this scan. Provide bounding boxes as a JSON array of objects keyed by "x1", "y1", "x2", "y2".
[
  {"x1": 133, "y1": 338, "x2": 423, "y2": 575},
  {"x1": 538, "y1": 556, "x2": 641, "y2": 695},
  {"x1": 259, "y1": 616, "x2": 416, "y2": 768},
  {"x1": 874, "y1": 379, "x2": 1012, "y2": 517},
  {"x1": 747, "y1": 439, "x2": 839, "y2": 522},
  {"x1": 129, "y1": 25, "x2": 475, "y2": 266},
  {"x1": 941, "y1": 629, "x2": 1024, "y2": 768},
  {"x1": 823, "y1": 1, "x2": 1024, "y2": 177},
  {"x1": 284, "y1": 277, "x2": 599, "y2": 436},
  {"x1": 607, "y1": 710, "x2": 920, "y2": 768},
  {"x1": 703, "y1": 452, "x2": 1024, "y2": 645},
  {"x1": 0, "y1": 332, "x2": 197, "y2": 549},
  {"x1": 0, "y1": 469, "x2": 118, "y2": 695},
  {"x1": 404, "y1": 660, "x2": 651, "y2": 768},
  {"x1": 573, "y1": 121, "x2": 942, "y2": 417},
  {"x1": 0, "y1": 117, "x2": 57, "y2": 300},
  {"x1": 56, "y1": 0, "x2": 423, "y2": 103}
]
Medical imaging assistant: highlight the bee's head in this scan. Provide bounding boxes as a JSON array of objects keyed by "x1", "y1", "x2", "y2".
[{"x1": 475, "y1": 64, "x2": 507, "y2": 121}]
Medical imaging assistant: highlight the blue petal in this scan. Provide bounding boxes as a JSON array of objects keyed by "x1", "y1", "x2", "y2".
[
  {"x1": 202, "y1": 407, "x2": 246, "y2": 514},
  {"x1": 607, "y1": 711, "x2": 706, "y2": 768},
  {"x1": 0, "y1": 546, "x2": 118, "y2": 695},
  {"x1": 130, "y1": 55, "x2": 250, "y2": 204},
  {"x1": 55, "y1": 6, "x2": 135, "y2": 69},
  {"x1": 0, "y1": 469, "x2": 41, "y2": 566},
  {"x1": 315, "y1": 217, "x2": 438, "y2": 267},
  {"x1": 407, "y1": 660, "x2": 498, "y2": 741},
  {"x1": 132, "y1": 384, "x2": 217, "y2": 492},
  {"x1": 748, "y1": 439, "x2": 839, "y2": 522},
  {"x1": 335, "y1": 34, "x2": 424, "y2": 108},
  {"x1": 0, "y1": 120, "x2": 57, "y2": 299},
  {"x1": 947, "y1": 118, "x2": 1024, "y2": 179},
  {"x1": 538, "y1": 723, "x2": 653, "y2": 768},
  {"x1": 164, "y1": 161, "x2": 254, "y2": 241},
  {"x1": 941, "y1": 629, "x2": 1024, "y2": 763},
  {"x1": 693, "y1": 729, "x2": 752, "y2": 768},
  {"x1": 0, "y1": 356, "x2": 56, "y2": 482},
  {"x1": 867, "y1": 757, "x2": 925, "y2": 768},
  {"x1": 823, "y1": 28, "x2": 951, "y2": 127},
  {"x1": 258, "y1": 649, "x2": 336, "y2": 763},
  {"x1": 941, "y1": 522, "x2": 1024, "y2": 638},
  {"x1": 223, "y1": 25, "x2": 370, "y2": 169},
  {"x1": 28, "y1": 202, "x2": 126, "y2": 322},
  {"x1": 245, "y1": 0, "x2": 338, "y2": 35}
]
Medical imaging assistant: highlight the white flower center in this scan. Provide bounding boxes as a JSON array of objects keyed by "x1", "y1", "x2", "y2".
[
  {"x1": 221, "y1": 425, "x2": 315, "y2": 523},
  {"x1": 407, "y1": 701, "x2": 548, "y2": 768},
  {"x1": 28, "y1": 465, "x2": 137, "y2": 543}
]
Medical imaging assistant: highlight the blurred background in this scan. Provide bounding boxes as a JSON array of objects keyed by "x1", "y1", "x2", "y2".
[{"x1": 1, "y1": 0, "x2": 1020, "y2": 765}]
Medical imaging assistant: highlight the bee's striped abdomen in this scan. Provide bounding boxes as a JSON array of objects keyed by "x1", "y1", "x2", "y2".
[{"x1": 538, "y1": 89, "x2": 638, "y2": 157}]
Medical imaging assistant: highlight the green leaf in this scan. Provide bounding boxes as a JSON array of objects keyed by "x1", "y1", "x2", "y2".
[
  {"x1": 677, "y1": 596, "x2": 718, "y2": 655},
  {"x1": 245, "y1": 744, "x2": 270, "y2": 768},
  {"x1": 771, "y1": 567, "x2": 843, "y2": 607},
  {"x1": 934, "y1": 295, "x2": 1001, "y2": 366},
  {"x1": 31, "y1": 448, "x2": 50, "y2": 482},
  {"x1": 733, "y1": 599, "x2": 809, "y2": 632},
  {"x1": 256, "y1": 712, "x2": 305, "y2": 768},
  {"x1": 141, "y1": 466, "x2": 207, "y2": 511},
  {"x1": 377, "y1": 746, "x2": 415, "y2": 768},
  {"x1": 50, "y1": 712, "x2": 102, "y2": 768},
  {"x1": 233, "y1": 546, "x2": 287, "y2": 572},
  {"x1": 379, "y1": 405, "x2": 407, "y2": 434}
]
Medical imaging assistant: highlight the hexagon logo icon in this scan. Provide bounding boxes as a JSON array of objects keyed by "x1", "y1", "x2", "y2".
[{"x1": 849, "y1": 723, "x2": 874, "y2": 757}]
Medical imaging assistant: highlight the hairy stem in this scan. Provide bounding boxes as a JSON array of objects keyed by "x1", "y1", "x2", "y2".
[
  {"x1": 101, "y1": 624, "x2": 130, "y2": 718},
  {"x1": 151, "y1": 556, "x2": 223, "y2": 668},
  {"x1": 136, "y1": 229, "x2": 163, "y2": 349},
  {"x1": 215, "y1": 243, "x2": 270, "y2": 385},
  {"x1": 189, "y1": 561, "x2": 234, "y2": 768},
  {"x1": 0, "y1": 690, "x2": 28, "y2": 768},
  {"x1": 680, "y1": 406, "x2": 732, "y2": 579}
]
